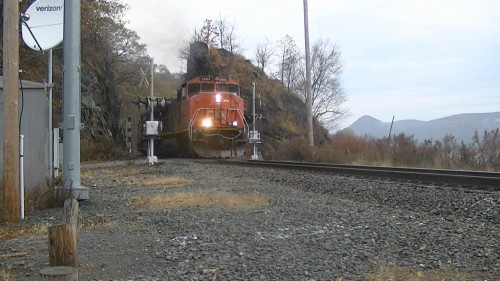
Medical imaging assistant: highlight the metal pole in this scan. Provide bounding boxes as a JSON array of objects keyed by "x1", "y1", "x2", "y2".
[
  {"x1": 252, "y1": 82, "x2": 257, "y2": 159},
  {"x1": 20, "y1": 135, "x2": 24, "y2": 220},
  {"x1": 303, "y1": 0, "x2": 314, "y2": 147},
  {"x1": 150, "y1": 58, "x2": 154, "y2": 123},
  {"x1": 48, "y1": 49, "x2": 54, "y2": 185},
  {"x1": 2, "y1": 0, "x2": 21, "y2": 222},
  {"x1": 147, "y1": 59, "x2": 157, "y2": 164},
  {"x1": 388, "y1": 115, "x2": 395, "y2": 141},
  {"x1": 53, "y1": 128, "x2": 60, "y2": 177},
  {"x1": 150, "y1": 59, "x2": 154, "y2": 159},
  {"x1": 62, "y1": 0, "x2": 88, "y2": 199},
  {"x1": 252, "y1": 82, "x2": 256, "y2": 132}
]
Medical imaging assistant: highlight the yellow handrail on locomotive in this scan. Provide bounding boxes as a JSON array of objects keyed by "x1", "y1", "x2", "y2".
[{"x1": 188, "y1": 108, "x2": 249, "y2": 141}]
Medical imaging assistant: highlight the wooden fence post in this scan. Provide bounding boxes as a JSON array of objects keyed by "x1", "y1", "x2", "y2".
[
  {"x1": 48, "y1": 224, "x2": 77, "y2": 267},
  {"x1": 63, "y1": 198, "x2": 80, "y2": 244},
  {"x1": 42, "y1": 198, "x2": 80, "y2": 279}
]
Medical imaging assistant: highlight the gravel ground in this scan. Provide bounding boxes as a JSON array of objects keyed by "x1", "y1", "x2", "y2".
[{"x1": 1, "y1": 159, "x2": 499, "y2": 280}]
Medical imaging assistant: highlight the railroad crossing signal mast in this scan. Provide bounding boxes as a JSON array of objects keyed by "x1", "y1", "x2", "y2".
[
  {"x1": 140, "y1": 59, "x2": 163, "y2": 165},
  {"x1": 249, "y1": 82, "x2": 261, "y2": 160}
]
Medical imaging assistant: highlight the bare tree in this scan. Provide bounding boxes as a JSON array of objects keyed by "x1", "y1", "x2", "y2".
[
  {"x1": 216, "y1": 14, "x2": 242, "y2": 54},
  {"x1": 295, "y1": 39, "x2": 347, "y2": 128},
  {"x1": 254, "y1": 38, "x2": 274, "y2": 74},
  {"x1": 275, "y1": 35, "x2": 300, "y2": 93},
  {"x1": 224, "y1": 21, "x2": 242, "y2": 54},
  {"x1": 216, "y1": 13, "x2": 228, "y2": 50},
  {"x1": 200, "y1": 19, "x2": 219, "y2": 47}
]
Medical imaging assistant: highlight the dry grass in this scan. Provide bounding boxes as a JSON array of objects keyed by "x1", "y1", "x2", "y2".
[
  {"x1": 81, "y1": 166, "x2": 145, "y2": 181},
  {"x1": 370, "y1": 265, "x2": 477, "y2": 281},
  {"x1": 82, "y1": 166, "x2": 191, "y2": 188},
  {"x1": 81, "y1": 138, "x2": 128, "y2": 162},
  {"x1": 129, "y1": 191, "x2": 270, "y2": 210},
  {"x1": 140, "y1": 177, "x2": 191, "y2": 187},
  {"x1": 120, "y1": 176, "x2": 191, "y2": 188},
  {"x1": 24, "y1": 185, "x2": 72, "y2": 214},
  {"x1": 0, "y1": 223, "x2": 48, "y2": 241},
  {"x1": 0, "y1": 183, "x2": 71, "y2": 223},
  {"x1": 82, "y1": 219, "x2": 118, "y2": 230},
  {"x1": 0, "y1": 267, "x2": 13, "y2": 281}
]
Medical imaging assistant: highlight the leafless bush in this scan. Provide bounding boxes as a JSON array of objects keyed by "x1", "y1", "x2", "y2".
[
  {"x1": 268, "y1": 129, "x2": 500, "y2": 172},
  {"x1": 81, "y1": 137, "x2": 129, "y2": 162}
]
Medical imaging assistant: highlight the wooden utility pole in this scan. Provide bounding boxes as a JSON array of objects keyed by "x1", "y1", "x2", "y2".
[
  {"x1": 303, "y1": 0, "x2": 314, "y2": 147},
  {"x1": 3, "y1": 0, "x2": 21, "y2": 222}
]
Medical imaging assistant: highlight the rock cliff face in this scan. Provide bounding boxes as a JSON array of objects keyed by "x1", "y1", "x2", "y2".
[{"x1": 186, "y1": 42, "x2": 213, "y2": 80}]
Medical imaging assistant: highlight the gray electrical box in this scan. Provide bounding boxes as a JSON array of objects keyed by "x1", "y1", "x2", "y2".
[
  {"x1": 0, "y1": 76, "x2": 48, "y2": 192},
  {"x1": 143, "y1": 121, "x2": 161, "y2": 136}
]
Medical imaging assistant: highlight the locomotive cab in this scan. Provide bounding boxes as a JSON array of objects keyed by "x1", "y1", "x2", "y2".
[{"x1": 157, "y1": 75, "x2": 249, "y2": 158}]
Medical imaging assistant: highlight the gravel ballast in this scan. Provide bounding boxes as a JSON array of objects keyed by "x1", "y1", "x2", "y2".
[{"x1": 1, "y1": 159, "x2": 499, "y2": 280}]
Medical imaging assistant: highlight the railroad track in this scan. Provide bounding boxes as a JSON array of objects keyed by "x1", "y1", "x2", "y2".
[{"x1": 221, "y1": 159, "x2": 500, "y2": 191}]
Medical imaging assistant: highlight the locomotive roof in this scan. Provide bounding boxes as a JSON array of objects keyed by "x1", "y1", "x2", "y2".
[{"x1": 184, "y1": 75, "x2": 239, "y2": 85}]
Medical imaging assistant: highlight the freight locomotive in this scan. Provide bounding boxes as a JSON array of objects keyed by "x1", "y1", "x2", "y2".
[{"x1": 138, "y1": 75, "x2": 249, "y2": 158}]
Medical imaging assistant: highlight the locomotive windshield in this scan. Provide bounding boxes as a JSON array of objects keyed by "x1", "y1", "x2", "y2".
[
  {"x1": 187, "y1": 80, "x2": 239, "y2": 96},
  {"x1": 188, "y1": 83, "x2": 215, "y2": 96},
  {"x1": 216, "y1": 84, "x2": 227, "y2": 92},
  {"x1": 201, "y1": 83, "x2": 213, "y2": 92},
  {"x1": 215, "y1": 84, "x2": 239, "y2": 96},
  {"x1": 188, "y1": 84, "x2": 199, "y2": 96},
  {"x1": 228, "y1": 84, "x2": 239, "y2": 95}
]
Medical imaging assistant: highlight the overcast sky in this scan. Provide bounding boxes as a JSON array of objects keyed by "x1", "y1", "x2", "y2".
[{"x1": 122, "y1": 0, "x2": 500, "y2": 129}]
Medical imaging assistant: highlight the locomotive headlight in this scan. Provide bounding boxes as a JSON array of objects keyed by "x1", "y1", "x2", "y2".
[
  {"x1": 202, "y1": 118, "x2": 213, "y2": 128},
  {"x1": 232, "y1": 120, "x2": 238, "y2": 127},
  {"x1": 215, "y1": 93, "x2": 222, "y2": 103}
]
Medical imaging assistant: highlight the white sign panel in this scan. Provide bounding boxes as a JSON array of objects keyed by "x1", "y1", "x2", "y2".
[{"x1": 21, "y1": 0, "x2": 64, "y2": 51}]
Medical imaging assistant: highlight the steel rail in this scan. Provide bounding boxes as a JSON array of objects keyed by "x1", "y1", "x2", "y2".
[{"x1": 221, "y1": 160, "x2": 500, "y2": 191}]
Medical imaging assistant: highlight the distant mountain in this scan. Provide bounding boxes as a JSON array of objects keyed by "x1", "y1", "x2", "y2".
[{"x1": 347, "y1": 112, "x2": 500, "y2": 144}]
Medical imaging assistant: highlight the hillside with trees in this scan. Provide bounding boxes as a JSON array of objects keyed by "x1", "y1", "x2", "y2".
[
  {"x1": 1, "y1": 0, "x2": 345, "y2": 160},
  {"x1": 4, "y1": 0, "x2": 497, "y2": 170}
]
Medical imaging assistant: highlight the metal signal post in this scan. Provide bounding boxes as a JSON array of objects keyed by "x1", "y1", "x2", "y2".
[
  {"x1": 146, "y1": 59, "x2": 159, "y2": 165},
  {"x1": 249, "y1": 82, "x2": 261, "y2": 160}
]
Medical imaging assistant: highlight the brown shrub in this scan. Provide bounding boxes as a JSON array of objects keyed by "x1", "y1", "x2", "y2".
[
  {"x1": 24, "y1": 184, "x2": 73, "y2": 215},
  {"x1": 265, "y1": 137, "x2": 313, "y2": 161},
  {"x1": 266, "y1": 130, "x2": 500, "y2": 172},
  {"x1": 81, "y1": 137, "x2": 128, "y2": 162}
]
